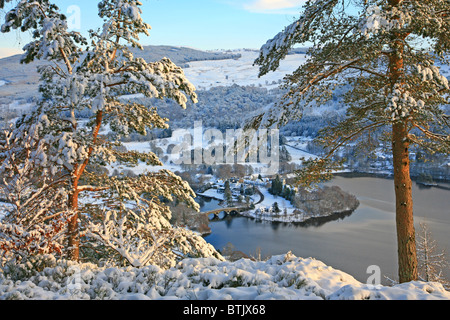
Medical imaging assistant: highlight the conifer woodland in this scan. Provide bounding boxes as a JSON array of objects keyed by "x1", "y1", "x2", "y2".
[
  {"x1": 0, "y1": 0, "x2": 222, "y2": 268},
  {"x1": 249, "y1": 0, "x2": 450, "y2": 283}
]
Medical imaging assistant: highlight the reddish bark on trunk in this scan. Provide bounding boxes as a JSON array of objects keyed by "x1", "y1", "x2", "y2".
[
  {"x1": 392, "y1": 121, "x2": 418, "y2": 283},
  {"x1": 388, "y1": 0, "x2": 418, "y2": 282},
  {"x1": 66, "y1": 110, "x2": 103, "y2": 261}
]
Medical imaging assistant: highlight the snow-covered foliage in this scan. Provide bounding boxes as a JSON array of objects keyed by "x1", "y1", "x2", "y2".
[
  {"x1": 0, "y1": 0, "x2": 220, "y2": 266},
  {"x1": 86, "y1": 170, "x2": 223, "y2": 268},
  {"x1": 0, "y1": 252, "x2": 448, "y2": 300},
  {"x1": 248, "y1": 0, "x2": 450, "y2": 188},
  {"x1": 1, "y1": 0, "x2": 87, "y2": 65},
  {"x1": 252, "y1": 0, "x2": 450, "y2": 138},
  {"x1": 0, "y1": 126, "x2": 71, "y2": 263}
]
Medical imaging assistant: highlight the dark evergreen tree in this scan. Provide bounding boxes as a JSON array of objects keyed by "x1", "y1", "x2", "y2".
[
  {"x1": 224, "y1": 180, "x2": 233, "y2": 207},
  {"x1": 269, "y1": 175, "x2": 283, "y2": 196},
  {"x1": 272, "y1": 202, "x2": 281, "y2": 214}
]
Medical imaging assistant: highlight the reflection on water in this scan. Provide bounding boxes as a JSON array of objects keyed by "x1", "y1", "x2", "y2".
[
  {"x1": 201, "y1": 176, "x2": 450, "y2": 285},
  {"x1": 196, "y1": 196, "x2": 221, "y2": 212},
  {"x1": 209, "y1": 209, "x2": 356, "y2": 228}
]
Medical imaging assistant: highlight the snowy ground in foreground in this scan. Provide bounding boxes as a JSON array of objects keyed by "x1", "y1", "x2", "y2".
[{"x1": 1, "y1": 252, "x2": 448, "y2": 300}]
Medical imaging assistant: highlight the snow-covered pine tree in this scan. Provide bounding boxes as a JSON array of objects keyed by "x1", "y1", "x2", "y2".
[
  {"x1": 250, "y1": 0, "x2": 450, "y2": 282},
  {"x1": 1, "y1": 0, "x2": 222, "y2": 266}
]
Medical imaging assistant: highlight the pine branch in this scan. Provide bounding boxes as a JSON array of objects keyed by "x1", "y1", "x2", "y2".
[
  {"x1": 412, "y1": 123, "x2": 450, "y2": 144},
  {"x1": 324, "y1": 120, "x2": 386, "y2": 159}
]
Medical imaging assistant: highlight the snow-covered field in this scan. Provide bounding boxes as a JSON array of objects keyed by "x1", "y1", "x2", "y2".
[
  {"x1": 197, "y1": 188, "x2": 226, "y2": 201},
  {"x1": 184, "y1": 50, "x2": 307, "y2": 90},
  {"x1": 1, "y1": 252, "x2": 448, "y2": 300}
]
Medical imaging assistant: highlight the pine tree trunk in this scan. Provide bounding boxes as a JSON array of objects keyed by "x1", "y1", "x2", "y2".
[
  {"x1": 66, "y1": 110, "x2": 103, "y2": 261},
  {"x1": 387, "y1": 0, "x2": 417, "y2": 283},
  {"x1": 392, "y1": 121, "x2": 418, "y2": 283}
]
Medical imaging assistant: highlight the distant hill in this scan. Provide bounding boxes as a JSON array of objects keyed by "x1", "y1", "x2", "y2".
[
  {"x1": 0, "y1": 45, "x2": 241, "y2": 105},
  {"x1": 129, "y1": 45, "x2": 241, "y2": 68}
]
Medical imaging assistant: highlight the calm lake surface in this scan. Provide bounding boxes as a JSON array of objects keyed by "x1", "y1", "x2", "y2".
[{"x1": 202, "y1": 175, "x2": 450, "y2": 284}]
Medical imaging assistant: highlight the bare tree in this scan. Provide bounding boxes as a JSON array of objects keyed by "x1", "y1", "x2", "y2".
[{"x1": 416, "y1": 222, "x2": 449, "y2": 289}]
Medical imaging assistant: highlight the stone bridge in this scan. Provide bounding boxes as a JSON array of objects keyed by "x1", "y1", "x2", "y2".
[
  {"x1": 201, "y1": 186, "x2": 263, "y2": 220},
  {"x1": 204, "y1": 206, "x2": 251, "y2": 220}
]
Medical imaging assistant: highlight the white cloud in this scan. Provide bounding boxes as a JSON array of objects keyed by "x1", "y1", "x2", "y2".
[
  {"x1": 220, "y1": 0, "x2": 304, "y2": 14},
  {"x1": 243, "y1": 0, "x2": 304, "y2": 13}
]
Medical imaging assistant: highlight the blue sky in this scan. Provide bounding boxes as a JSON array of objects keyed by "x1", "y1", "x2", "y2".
[{"x1": 0, "y1": 0, "x2": 306, "y2": 58}]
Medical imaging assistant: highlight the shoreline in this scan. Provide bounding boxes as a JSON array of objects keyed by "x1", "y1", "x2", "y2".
[
  {"x1": 333, "y1": 170, "x2": 450, "y2": 185},
  {"x1": 237, "y1": 207, "x2": 357, "y2": 226},
  {"x1": 199, "y1": 183, "x2": 359, "y2": 226},
  {"x1": 197, "y1": 170, "x2": 447, "y2": 229}
]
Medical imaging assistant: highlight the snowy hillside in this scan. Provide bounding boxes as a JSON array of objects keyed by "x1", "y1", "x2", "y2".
[
  {"x1": 1, "y1": 252, "x2": 448, "y2": 300},
  {"x1": 0, "y1": 46, "x2": 302, "y2": 105},
  {"x1": 184, "y1": 49, "x2": 307, "y2": 90},
  {"x1": 0, "y1": 45, "x2": 241, "y2": 104}
]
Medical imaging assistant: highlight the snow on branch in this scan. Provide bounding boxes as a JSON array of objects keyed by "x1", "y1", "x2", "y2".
[
  {"x1": 85, "y1": 171, "x2": 219, "y2": 268},
  {"x1": 1, "y1": 0, "x2": 87, "y2": 69},
  {"x1": 255, "y1": 0, "x2": 339, "y2": 76},
  {"x1": 0, "y1": 0, "x2": 213, "y2": 266},
  {"x1": 0, "y1": 127, "x2": 72, "y2": 263}
]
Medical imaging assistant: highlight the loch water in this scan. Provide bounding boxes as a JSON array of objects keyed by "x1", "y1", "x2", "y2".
[{"x1": 201, "y1": 175, "x2": 450, "y2": 284}]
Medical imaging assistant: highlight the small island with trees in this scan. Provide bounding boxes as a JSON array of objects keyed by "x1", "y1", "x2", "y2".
[{"x1": 197, "y1": 174, "x2": 360, "y2": 225}]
